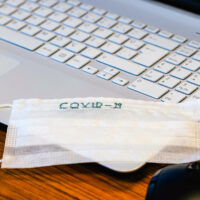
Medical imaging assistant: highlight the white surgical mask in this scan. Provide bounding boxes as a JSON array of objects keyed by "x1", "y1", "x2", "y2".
[{"x1": 1, "y1": 98, "x2": 200, "y2": 168}]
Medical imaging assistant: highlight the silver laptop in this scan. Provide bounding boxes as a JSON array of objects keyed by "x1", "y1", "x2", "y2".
[{"x1": 0, "y1": 0, "x2": 199, "y2": 172}]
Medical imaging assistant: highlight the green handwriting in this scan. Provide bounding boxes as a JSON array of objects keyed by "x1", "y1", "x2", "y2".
[{"x1": 59, "y1": 102, "x2": 122, "y2": 110}]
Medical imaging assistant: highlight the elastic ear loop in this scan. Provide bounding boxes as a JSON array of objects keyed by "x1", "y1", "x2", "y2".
[
  {"x1": 0, "y1": 104, "x2": 12, "y2": 109},
  {"x1": 0, "y1": 104, "x2": 12, "y2": 163}
]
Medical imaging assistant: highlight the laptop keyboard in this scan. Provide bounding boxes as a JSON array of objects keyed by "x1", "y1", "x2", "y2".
[{"x1": 0, "y1": 0, "x2": 200, "y2": 103}]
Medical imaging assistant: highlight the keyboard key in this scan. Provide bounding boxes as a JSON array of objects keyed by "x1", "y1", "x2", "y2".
[
  {"x1": 0, "y1": 26, "x2": 43, "y2": 51},
  {"x1": 51, "y1": 49, "x2": 74, "y2": 62},
  {"x1": 181, "y1": 59, "x2": 200, "y2": 71},
  {"x1": 78, "y1": 22, "x2": 98, "y2": 33},
  {"x1": 81, "y1": 47, "x2": 101, "y2": 59},
  {"x1": 112, "y1": 23, "x2": 132, "y2": 34},
  {"x1": 82, "y1": 12, "x2": 101, "y2": 23},
  {"x1": 192, "y1": 51, "x2": 200, "y2": 61},
  {"x1": 79, "y1": 3, "x2": 94, "y2": 11},
  {"x1": 145, "y1": 25, "x2": 159, "y2": 33},
  {"x1": 67, "y1": 55, "x2": 90, "y2": 69},
  {"x1": 187, "y1": 90, "x2": 200, "y2": 101},
  {"x1": 0, "y1": 14, "x2": 11, "y2": 25},
  {"x1": 40, "y1": 20, "x2": 60, "y2": 31},
  {"x1": 158, "y1": 30, "x2": 173, "y2": 38},
  {"x1": 118, "y1": 16, "x2": 132, "y2": 24},
  {"x1": 39, "y1": 0, "x2": 57, "y2": 7},
  {"x1": 93, "y1": 27, "x2": 113, "y2": 39},
  {"x1": 52, "y1": 2, "x2": 72, "y2": 13},
  {"x1": 187, "y1": 74, "x2": 200, "y2": 86},
  {"x1": 82, "y1": 65, "x2": 98, "y2": 74},
  {"x1": 108, "y1": 33, "x2": 128, "y2": 44},
  {"x1": 70, "y1": 31, "x2": 90, "y2": 42},
  {"x1": 36, "y1": 43, "x2": 58, "y2": 56},
  {"x1": 48, "y1": 12, "x2": 67, "y2": 23},
  {"x1": 34, "y1": 6, "x2": 53, "y2": 17},
  {"x1": 128, "y1": 78, "x2": 168, "y2": 99},
  {"x1": 97, "y1": 71, "x2": 115, "y2": 80},
  {"x1": 142, "y1": 70, "x2": 163, "y2": 82},
  {"x1": 92, "y1": 8, "x2": 107, "y2": 16},
  {"x1": 188, "y1": 40, "x2": 200, "y2": 49},
  {"x1": 67, "y1": 0, "x2": 81, "y2": 6},
  {"x1": 176, "y1": 82, "x2": 197, "y2": 95},
  {"x1": 55, "y1": 25, "x2": 74, "y2": 37},
  {"x1": 133, "y1": 44, "x2": 168, "y2": 67},
  {"x1": 165, "y1": 53, "x2": 186, "y2": 65},
  {"x1": 26, "y1": 15, "x2": 45, "y2": 26},
  {"x1": 112, "y1": 77, "x2": 129, "y2": 86},
  {"x1": 25, "y1": 0, "x2": 37, "y2": 2},
  {"x1": 12, "y1": 10, "x2": 30, "y2": 20},
  {"x1": 104, "y1": 67, "x2": 119, "y2": 76},
  {"x1": 36, "y1": 30, "x2": 55, "y2": 41},
  {"x1": 85, "y1": 36, "x2": 105, "y2": 48},
  {"x1": 127, "y1": 28, "x2": 148, "y2": 40},
  {"x1": 97, "y1": 53, "x2": 146, "y2": 76},
  {"x1": 170, "y1": 68, "x2": 191, "y2": 80},
  {"x1": 21, "y1": 24, "x2": 41, "y2": 36},
  {"x1": 124, "y1": 38, "x2": 144, "y2": 50},
  {"x1": 161, "y1": 91, "x2": 186, "y2": 103},
  {"x1": 131, "y1": 21, "x2": 146, "y2": 29},
  {"x1": 154, "y1": 61, "x2": 175, "y2": 74},
  {"x1": 100, "y1": 42, "x2": 121, "y2": 54},
  {"x1": 116, "y1": 47, "x2": 137, "y2": 60},
  {"x1": 6, "y1": 19, "x2": 26, "y2": 30},
  {"x1": 144, "y1": 34, "x2": 179, "y2": 50},
  {"x1": 6, "y1": 0, "x2": 25, "y2": 7},
  {"x1": 105, "y1": 12, "x2": 119, "y2": 20},
  {"x1": 67, "y1": 7, "x2": 86, "y2": 18},
  {"x1": 65, "y1": 41, "x2": 86, "y2": 53},
  {"x1": 20, "y1": 2, "x2": 39, "y2": 12},
  {"x1": 176, "y1": 46, "x2": 196, "y2": 57},
  {"x1": 159, "y1": 76, "x2": 180, "y2": 88},
  {"x1": 0, "y1": 5, "x2": 16, "y2": 15},
  {"x1": 50, "y1": 36, "x2": 71, "y2": 47},
  {"x1": 63, "y1": 16, "x2": 82, "y2": 28},
  {"x1": 97, "y1": 18, "x2": 116, "y2": 28},
  {"x1": 172, "y1": 34, "x2": 187, "y2": 43}
]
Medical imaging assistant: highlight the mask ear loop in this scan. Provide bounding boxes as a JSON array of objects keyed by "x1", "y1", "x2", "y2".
[{"x1": 0, "y1": 104, "x2": 12, "y2": 109}]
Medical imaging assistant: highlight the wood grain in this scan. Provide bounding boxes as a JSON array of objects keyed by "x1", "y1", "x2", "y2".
[{"x1": 0, "y1": 125, "x2": 167, "y2": 200}]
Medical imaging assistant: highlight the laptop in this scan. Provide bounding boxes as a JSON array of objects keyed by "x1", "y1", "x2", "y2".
[{"x1": 0, "y1": 0, "x2": 199, "y2": 172}]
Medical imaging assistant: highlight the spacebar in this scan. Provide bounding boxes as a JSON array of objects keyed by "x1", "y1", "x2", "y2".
[{"x1": 0, "y1": 27, "x2": 43, "y2": 51}]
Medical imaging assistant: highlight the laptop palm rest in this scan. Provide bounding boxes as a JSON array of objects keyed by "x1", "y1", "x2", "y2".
[{"x1": 0, "y1": 54, "x2": 20, "y2": 77}]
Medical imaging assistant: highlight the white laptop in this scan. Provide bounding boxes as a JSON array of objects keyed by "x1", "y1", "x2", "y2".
[{"x1": 0, "y1": 0, "x2": 199, "y2": 172}]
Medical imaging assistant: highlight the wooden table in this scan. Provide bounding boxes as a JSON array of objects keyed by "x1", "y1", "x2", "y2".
[{"x1": 0, "y1": 125, "x2": 167, "y2": 200}]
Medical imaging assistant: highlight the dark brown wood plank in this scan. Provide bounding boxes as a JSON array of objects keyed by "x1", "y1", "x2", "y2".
[{"x1": 0, "y1": 126, "x2": 167, "y2": 200}]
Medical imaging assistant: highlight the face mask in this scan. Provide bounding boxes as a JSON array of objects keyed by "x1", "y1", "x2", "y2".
[{"x1": 0, "y1": 98, "x2": 199, "y2": 168}]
